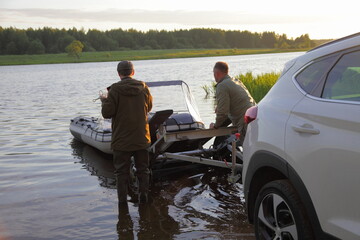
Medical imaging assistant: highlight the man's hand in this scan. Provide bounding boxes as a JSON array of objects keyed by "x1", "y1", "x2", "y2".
[
  {"x1": 99, "y1": 95, "x2": 107, "y2": 103},
  {"x1": 209, "y1": 122, "x2": 215, "y2": 129}
]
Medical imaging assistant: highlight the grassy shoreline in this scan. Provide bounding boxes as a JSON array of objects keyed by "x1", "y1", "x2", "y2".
[{"x1": 0, "y1": 48, "x2": 306, "y2": 66}]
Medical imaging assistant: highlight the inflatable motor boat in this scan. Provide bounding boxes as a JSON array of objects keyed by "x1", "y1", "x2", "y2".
[{"x1": 70, "y1": 80, "x2": 207, "y2": 155}]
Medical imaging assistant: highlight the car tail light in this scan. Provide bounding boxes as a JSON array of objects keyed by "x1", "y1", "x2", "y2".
[{"x1": 244, "y1": 106, "x2": 258, "y2": 124}]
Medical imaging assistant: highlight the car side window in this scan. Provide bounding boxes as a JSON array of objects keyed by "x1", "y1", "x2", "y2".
[
  {"x1": 295, "y1": 56, "x2": 336, "y2": 94},
  {"x1": 322, "y1": 50, "x2": 360, "y2": 102}
]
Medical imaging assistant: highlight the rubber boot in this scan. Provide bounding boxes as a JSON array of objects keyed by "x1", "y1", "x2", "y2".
[
  {"x1": 137, "y1": 174, "x2": 149, "y2": 204},
  {"x1": 116, "y1": 176, "x2": 129, "y2": 204},
  {"x1": 138, "y1": 192, "x2": 148, "y2": 204}
]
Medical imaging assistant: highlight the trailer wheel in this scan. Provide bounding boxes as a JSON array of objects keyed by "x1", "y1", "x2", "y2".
[{"x1": 213, "y1": 135, "x2": 243, "y2": 164}]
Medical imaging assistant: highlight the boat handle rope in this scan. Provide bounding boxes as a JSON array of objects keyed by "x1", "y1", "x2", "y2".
[{"x1": 93, "y1": 90, "x2": 106, "y2": 102}]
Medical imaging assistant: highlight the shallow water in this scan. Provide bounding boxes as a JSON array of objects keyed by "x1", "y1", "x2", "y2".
[{"x1": 0, "y1": 52, "x2": 303, "y2": 240}]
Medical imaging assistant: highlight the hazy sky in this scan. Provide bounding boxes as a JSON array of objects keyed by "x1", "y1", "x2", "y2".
[{"x1": 1, "y1": 0, "x2": 359, "y2": 39}]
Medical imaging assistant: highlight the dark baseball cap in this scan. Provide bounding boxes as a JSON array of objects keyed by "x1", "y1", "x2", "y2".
[{"x1": 117, "y1": 60, "x2": 134, "y2": 71}]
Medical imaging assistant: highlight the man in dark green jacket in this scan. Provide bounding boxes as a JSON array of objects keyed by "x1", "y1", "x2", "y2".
[
  {"x1": 101, "y1": 60, "x2": 153, "y2": 204},
  {"x1": 210, "y1": 61, "x2": 255, "y2": 143}
]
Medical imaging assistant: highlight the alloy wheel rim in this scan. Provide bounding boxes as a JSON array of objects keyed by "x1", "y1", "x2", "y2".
[{"x1": 257, "y1": 193, "x2": 298, "y2": 240}]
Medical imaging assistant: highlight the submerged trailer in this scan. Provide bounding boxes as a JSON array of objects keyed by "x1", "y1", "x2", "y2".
[{"x1": 149, "y1": 124, "x2": 243, "y2": 183}]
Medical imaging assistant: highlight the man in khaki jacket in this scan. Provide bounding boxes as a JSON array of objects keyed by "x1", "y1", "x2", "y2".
[
  {"x1": 210, "y1": 61, "x2": 255, "y2": 143},
  {"x1": 101, "y1": 61, "x2": 152, "y2": 204}
]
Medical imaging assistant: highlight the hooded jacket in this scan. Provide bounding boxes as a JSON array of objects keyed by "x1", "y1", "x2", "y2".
[
  {"x1": 214, "y1": 75, "x2": 255, "y2": 131},
  {"x1": 101, "y1": 77, "x2": 152, "y2": 151}
]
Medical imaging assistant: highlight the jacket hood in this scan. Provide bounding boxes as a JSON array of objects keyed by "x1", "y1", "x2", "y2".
[{"x1": 112, "y1": 78, "x2": 146, "y2": 96}]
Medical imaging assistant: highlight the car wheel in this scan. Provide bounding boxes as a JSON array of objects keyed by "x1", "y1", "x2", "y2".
[{"x1": 254, "y1": 180, "x2": 314, "y2": 240}]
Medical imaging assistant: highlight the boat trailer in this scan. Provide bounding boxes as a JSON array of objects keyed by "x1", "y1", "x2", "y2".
[{"x1": 149, "y1": 126, "x2": 243, "y2": 183}]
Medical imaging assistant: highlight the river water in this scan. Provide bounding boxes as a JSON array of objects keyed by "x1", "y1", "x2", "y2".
[{"x1": 0, "y1": 52, "x2": 303, "y2": 240}]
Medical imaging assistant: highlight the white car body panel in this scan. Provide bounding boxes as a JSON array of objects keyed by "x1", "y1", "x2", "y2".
[{"x1": 285, "y1": 95, "x2": 360, "y2": 239}]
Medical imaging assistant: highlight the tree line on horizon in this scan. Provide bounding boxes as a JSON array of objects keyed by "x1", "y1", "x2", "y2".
[{"x1": 0, "y1": 27, "x2": 316, "y2": 55}]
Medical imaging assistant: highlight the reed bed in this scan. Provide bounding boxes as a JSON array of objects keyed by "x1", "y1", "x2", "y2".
[{"x1": 202, "y1": 71, "x2": 281, "y2": 103}]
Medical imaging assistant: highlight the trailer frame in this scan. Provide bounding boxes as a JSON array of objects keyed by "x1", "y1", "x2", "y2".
[{"x1": 150, "y1": 126, "x2": 243, "y2": 183}]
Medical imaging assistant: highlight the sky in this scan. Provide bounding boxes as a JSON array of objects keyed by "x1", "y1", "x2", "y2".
[{"x1": 0, "y1": 0, "x2": 359, "y2": 39}]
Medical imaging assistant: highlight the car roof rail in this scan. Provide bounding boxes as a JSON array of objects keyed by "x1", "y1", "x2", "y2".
[{"x1": 308, "y1": 32, "x2": 360, "y2": 53}]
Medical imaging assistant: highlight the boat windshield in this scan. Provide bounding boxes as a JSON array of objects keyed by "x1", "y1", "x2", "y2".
[{"x1": 146, "y1": 81, "x2": 202, "y2": 122}]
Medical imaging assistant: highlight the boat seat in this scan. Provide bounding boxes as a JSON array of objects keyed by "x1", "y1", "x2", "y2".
[{"x1": 148, "y1": 109, "x2": 173, "y2": 144}]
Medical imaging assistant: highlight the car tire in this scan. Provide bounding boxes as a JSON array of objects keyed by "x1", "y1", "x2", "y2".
[{"x1": 254, "y1": 180, "x2": 314, "y2": 240}]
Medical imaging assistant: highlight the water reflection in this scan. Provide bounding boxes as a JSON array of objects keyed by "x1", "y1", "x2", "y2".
[
  {"x1": 71, "y1": 139, "x2": 116, "y2": 189},
  {"x1": 117, "y1": 203, "x2": 134, "y2": 239},
  {"x1": 117, "y1": 201, "x2": 180, "y2": 240},
  {"x1": 70, "y1": 139, "x2": 254, "y2": 239}
]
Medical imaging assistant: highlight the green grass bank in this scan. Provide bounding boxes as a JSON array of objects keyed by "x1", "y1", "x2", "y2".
[{"x1": 0, "y1": 48, "x2": 306, "y2": 66}]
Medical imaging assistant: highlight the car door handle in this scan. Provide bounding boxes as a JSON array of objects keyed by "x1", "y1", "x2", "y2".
[{"x1": 292, "y1": 124, "x2": 320, "y2": 135}]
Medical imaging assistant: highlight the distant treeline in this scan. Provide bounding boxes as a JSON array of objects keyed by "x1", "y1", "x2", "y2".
[{"x1": 0, "y1": 27, "x2": 316, "y2": 55}]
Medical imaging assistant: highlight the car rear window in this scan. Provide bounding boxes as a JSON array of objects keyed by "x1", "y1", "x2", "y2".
[
  {"x1": 295, "y1": 56, "x2": 336, "y2": 94},
  {"x1": 322, "y1": 50, "x2": 360, "y2": 102}
]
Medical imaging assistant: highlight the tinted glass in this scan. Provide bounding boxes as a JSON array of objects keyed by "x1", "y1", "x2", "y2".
[
  {"x1": 322, "y1": 51, "x2": 360, "y2": 102},
  {"x1": 295, "y1": 56, "x2": 336, "y2": 94}
]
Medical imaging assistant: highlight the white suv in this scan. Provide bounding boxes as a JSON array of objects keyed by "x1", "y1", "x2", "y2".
[{"x1": 243, "y1": 33, "x2": 360, "y2": 240}]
